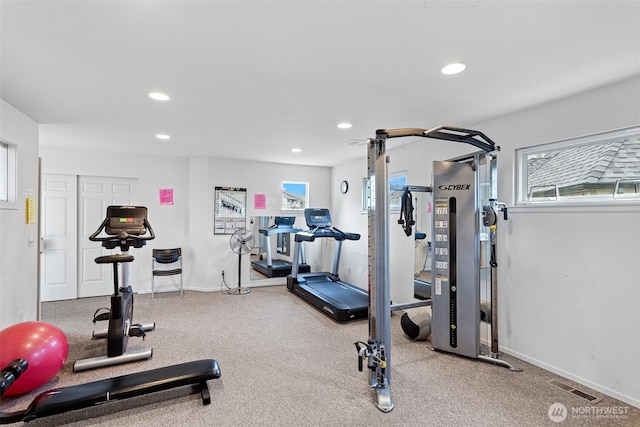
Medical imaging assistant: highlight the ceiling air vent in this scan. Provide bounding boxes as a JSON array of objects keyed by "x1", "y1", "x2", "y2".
[{"x1": 344, "y1": 139, "x2": 367, "y2": 147}]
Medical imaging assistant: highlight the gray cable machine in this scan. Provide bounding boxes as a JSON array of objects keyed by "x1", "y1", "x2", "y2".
[{"x1": 356, "y1": 126, "x2": 520, "y2": 413}]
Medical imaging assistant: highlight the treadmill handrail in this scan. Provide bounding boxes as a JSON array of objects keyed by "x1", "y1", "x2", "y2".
[
  {"x1": 294, "y1": 227, "x2": 360, "y2": 242},
  {"x1": 259, "y1": 226, "x2": 302, "y2": 236}
]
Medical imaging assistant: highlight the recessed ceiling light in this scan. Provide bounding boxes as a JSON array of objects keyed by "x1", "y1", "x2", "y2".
[
  {"x1": 156, "y1": 134, "x2": 171, "y2": 140},
  {"x1": 337, "y1": 122, "x2": 352, "y2": 129},
  {"x1": 291, "y1": 148, "x2": 302, "y2": 153},
  {"x1": 441, "y1": 63, "x2": 466, "y2": 75},
  {"x1": 148, "y1": 92, "x2": 170, "y2": 101}
]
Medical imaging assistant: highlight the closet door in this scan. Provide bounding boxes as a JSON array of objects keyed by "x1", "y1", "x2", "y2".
[
  {"x1": 78, "y1": 176, "x2": 137, "y2": 298},
  {"x1": 40, "y1": 174, "x2": 78, "y2": 302}
]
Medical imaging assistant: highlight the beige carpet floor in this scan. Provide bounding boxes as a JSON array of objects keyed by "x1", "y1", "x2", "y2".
[{"x1": 1, "y1": 286, "x2": 637, "y2": 426}]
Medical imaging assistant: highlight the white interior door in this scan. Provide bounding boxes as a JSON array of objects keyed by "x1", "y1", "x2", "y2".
[
  {"x1": 40, "y1": 174, "x2": 78, "y2": 302},
  {"x1": 78, "y1": 176, "x2": 137, "y2": 298},
  {"x1": 40, "y1": 175, "x2": 138, "y2": 300}
]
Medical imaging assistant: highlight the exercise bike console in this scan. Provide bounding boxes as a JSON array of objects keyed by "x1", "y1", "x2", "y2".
[{"x1": 89, "y1": 205, "x2": 155, "y2": 251}]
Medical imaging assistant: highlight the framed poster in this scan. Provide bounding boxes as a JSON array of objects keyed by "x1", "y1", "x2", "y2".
[{"x1": 214, "y1": 186, "x2": 247, "y2": 235}]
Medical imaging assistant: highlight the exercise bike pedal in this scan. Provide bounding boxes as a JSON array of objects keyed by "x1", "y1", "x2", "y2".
[
  {"x1": 92, "y1": 308, "x2": 111, "y2": 323},
  {"x1": 129, "y1": 324, "x2": 147, "y2": 339}
]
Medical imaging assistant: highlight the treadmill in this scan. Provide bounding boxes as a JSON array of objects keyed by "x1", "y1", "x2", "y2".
[
  {"x1": 251, "y1": 216, "x2": 310, "y2": 277},
  {"x1": 286, "y1": 208, "x2": 368, "y2": 322}
]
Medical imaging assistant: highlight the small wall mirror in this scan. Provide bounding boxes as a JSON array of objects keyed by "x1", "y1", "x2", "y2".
[
  {"x1": 248, "y1": 215, "x2": 320, "y2": 283},
  {"x1": 361, "y1": 171, "x2": 407, "y2": 211},
  {"x1": 410, "y1": 190, "x2": 432, "y2": 301},
  {"x1": 413, "y1": 191, "x2": 432, "y2": 282}
]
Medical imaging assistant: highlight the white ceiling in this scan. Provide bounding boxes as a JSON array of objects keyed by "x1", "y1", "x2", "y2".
[{"x1": 1, "y1": 1, "x2": 639, "y2": 167}]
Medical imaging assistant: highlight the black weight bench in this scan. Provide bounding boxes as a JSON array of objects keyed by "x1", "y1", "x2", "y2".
[{"x1": 0, "y1": 359, "x2": 221, "y2": 424}]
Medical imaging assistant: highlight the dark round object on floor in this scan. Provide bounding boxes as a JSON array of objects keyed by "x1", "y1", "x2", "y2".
[{"x1": 400, "y1": 307, "x2": 432, "y2": 341}]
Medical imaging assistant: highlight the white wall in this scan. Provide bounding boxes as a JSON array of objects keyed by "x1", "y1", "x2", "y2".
[
  {"x1": 331, "y1": 76, "x2": 640, "y2": 407},
  {"x1": 39, "y1": 146, "x2": 190, "y2": 293},
  {"x1": 475, "y1": 76, "x2": 640, "y2": 408},
  {"x1": 330, "y1": 159, "x2": 368, "y2": 289},
  {"x1": 39, "y1": 149, "x2": 331, "y2": 294},
  {"x1": 0, "y1": 100, "x2": 40, "y2": 329},
  {"x1": 188, "y1": 157, "x2": 331, "y2": 292}
]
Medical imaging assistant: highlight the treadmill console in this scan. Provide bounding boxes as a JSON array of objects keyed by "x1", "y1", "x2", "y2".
[
  {"x1": 305, "y1": 208, "x2": 332, "y2": 228},
  {"x1": 274, "y1": 216, "x2": 296, "y2": 227}
]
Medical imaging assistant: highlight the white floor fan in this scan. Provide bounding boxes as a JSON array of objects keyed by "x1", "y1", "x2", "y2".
[{"x1": 227, "y1": 227, "x2": 255, "y2": 295}]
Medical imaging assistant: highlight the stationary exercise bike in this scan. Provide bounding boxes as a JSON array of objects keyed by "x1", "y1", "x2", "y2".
[
  {"x1": 2, "y1": 207, "x2": 222, "y2": 424},
  {"x1": 73, "y1": 206, "x2": 156, "y2": 372}
]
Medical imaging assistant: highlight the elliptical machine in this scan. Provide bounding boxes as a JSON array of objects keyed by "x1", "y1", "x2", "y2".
[{"x1": 73, "y1": 206, "x2": 156, "y2": 372}]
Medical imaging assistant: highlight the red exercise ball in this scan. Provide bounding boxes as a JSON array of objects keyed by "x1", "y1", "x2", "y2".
[{"x1": 0, "y1": 321, "x2": 69, "y2": 396}]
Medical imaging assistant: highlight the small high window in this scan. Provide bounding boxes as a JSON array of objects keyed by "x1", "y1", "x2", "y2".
[
  {"x1": 282, "y1": 181, "x2": 308, "y2": 211},
  {"x1": 362, "y1": 171, "x2": 407, "y2": 211},
  {"x1": 0, "y1": 139, "x2": 17, "y2": 206},
  {"x1": 517, "y1": 126, "x2": 640, "y2": 204}
]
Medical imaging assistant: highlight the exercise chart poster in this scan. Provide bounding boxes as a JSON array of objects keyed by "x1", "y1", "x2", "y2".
[{"x1": 214, "y1": 186, "x2": 247, "y2": 234}]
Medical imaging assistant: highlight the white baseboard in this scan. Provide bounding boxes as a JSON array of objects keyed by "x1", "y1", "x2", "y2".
[{"x1": 501, "y1": 346, "x2": 640, "y2": 409}]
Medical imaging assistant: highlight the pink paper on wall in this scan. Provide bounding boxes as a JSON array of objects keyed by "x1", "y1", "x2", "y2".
[
  {"x1": 159, "y1": 188, "x2": 174, "y2": 205},
  {"x1": 254, "y1": 194, "x2": 266, "y2": 209}
]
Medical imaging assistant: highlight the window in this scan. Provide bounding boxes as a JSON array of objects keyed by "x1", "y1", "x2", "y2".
[
  {"x1": 517, "y1": 126, "x2": 640, "y2": 204},
  {"x1": 281, "y1": 181, "x2": 308, "y2": 210},
  {"x1": 362, "y1": 177, "x2": 372, "y2": 210},
  {"x1": 389, "y1": 171, "x2": 407, "y2": 211},
  {"x1": 362, "y1": 170, "x2": 407, "y2": 211},
  {"x1": 0, "y1": 139, "x2": 17, "y2": 206}
]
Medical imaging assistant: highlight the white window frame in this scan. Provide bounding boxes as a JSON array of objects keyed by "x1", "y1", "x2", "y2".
[
  {"x1": 281, "y1": 181, "x2": 309, "y2": 211},
  {"x1": 0, "y1": 139, "x2": 17, "y2": 210},
  {"x1": 516, "y1": 126, "x2": 640, "y2": 206},
  {"x1": 362, "y1": 170, "x2": 407, "y2": 211}
]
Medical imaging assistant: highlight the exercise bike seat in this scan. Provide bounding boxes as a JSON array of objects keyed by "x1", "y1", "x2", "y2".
[{"x1": 95, "y1": 254, "x2": 134, "y2": 264}]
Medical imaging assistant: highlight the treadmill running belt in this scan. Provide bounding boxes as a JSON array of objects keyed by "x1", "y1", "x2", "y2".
[{"x1": 296, "y1": 279, "x2": 368, "y2": 322}]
